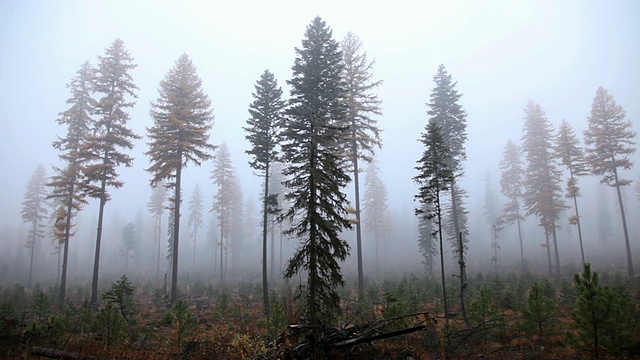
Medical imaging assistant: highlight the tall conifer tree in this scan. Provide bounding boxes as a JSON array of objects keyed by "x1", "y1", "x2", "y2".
[
  {"x1": 554, "y1": 120, "x2": 588, "y2": 266},
  {"x1": 148, "y1": 182, "x2": 167, "y2": 279},
  {"x1": 584, "y1": 87, "x2": 636, "y2": 276},
  {"x1": 211, "y1": 143, "x2": 235, "y2": 284},
  {"x1": 244, "y1": 69, "x2": 285, "y2": 316},
  {"x1": 499, "y1": 140, "x2": 526, "y2": 266},
  {"x1": 49, "y1": 61, "x2": 93, "y2": 300},
  {"x1": 340, "y1": 32, "x2": 383, "y2": 294},
  {"x1": 146, "y1": 53, "x2": 215, "y2": 303},
  {"x1": 83, "y1": 39, "x2": 139, "y2": 305},
  {"x1": 362, "y1": 160, "x2": 388, "y2": 272},
  {"x1": 521, "y1": 101, "x2": 566, "y2": 276},
  {"x1": 188, "y1": 184, "x2": 204, "y2": 270},
  {"x1": 281, "y1": 17, "x2": 352, "y2": 331},
  {"x1": 414, "y1": 119, "x2": 454, "y2": 317}
]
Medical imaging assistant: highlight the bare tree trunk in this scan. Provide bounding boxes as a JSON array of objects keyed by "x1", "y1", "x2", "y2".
[
  {"x1": 156, "y1": 215, "x2": 161, "y2": 280},
  {"x1": 28, "y1": 219, "x2": 37, "y2": 288},
  {"x1": 458, "y1": 232, "x2": 469, "y2": 326},
  {"x1": 552, "y1": 224, "x2": 560, "y2": 277},
  {"x1": 545, "y1": 231, "x2": 552, "y2": 277},
  {"x1": 171, "y1": 159, "x2": 183, "y2": 304},
  {"x1": 262, "y1": 167, "x2": 270, "y2": 317},
  {"x1": 352, "y1": 137, "x2": 364, "y2": 295},
  {"x1": 59, "y1": 181, "x2": 74, "y2": 301},
  {"x1": 91, "y1": 177, "x2": 108, "y2": 306},
  {"x1": 613, "y1": 166, "x2": 634, "y2": 276}
]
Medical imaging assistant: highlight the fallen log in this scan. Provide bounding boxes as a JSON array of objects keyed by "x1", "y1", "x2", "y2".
[{"x1": 30, "y1": 346, "x2": 110, "y2": 360}]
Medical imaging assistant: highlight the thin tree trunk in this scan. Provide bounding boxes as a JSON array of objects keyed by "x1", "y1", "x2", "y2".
[
  {"x1": 91, "y1": 177, "x2": 107, "y2": 306},
  {"x1": 613, "y1": 166, "x2": 634, "y2": 277},
  {"x1": 545, "y1": 231, "x2": 552, "y2": 277},
  {"x1": 437, "y1": 203, "x2": 448, "y2": 319},
  {"x1": 279, "y1": 222, "x2": 283, "y2": 275},
  {"x1": 60, "y1": 181, "x2": 74, "y2": 301},
  {"x1": 270, "y1": 215, "x2": 275, "y2": 283},
  {"x1": 516, "y1": 209, "x2": 524, "y2": 270},
  {"x1": 352, "y1": 137, "x2": 364, "y2": 295},
  {"x1": 458, "y1": 232, "x2": 469, "y2": 326},
  {"x1": 56, "y1": 247, "x2": 61, "y2": 286},
  {"x1": 219, "y1": 209, "x2": 224, "y2": 284},
  {"x1": 192, "y1": 230, "x2": 197, "y2": 271},
  {"x1": 262, "y1": 166, "x2": 270, "y2": 317},
  {"x1": 170, "y1": 159, "x2": 183, "y2": 304},
  {"x1": 552, "y1": 223, "x2": 560, "y2": 277},
  {"x1": 28, "y1": 219, "x2": 37, "y2": 288},
  {"x1": 572, "y1": 193, "x2": 585, "y2": 266},
  {"x1": 156, "y1": 215, "x2": 160, "y2": 280}
]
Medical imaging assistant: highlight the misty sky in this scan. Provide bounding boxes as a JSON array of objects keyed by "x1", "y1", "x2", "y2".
[{"x1": 1, "y1": 0, "x2": 639, "y2": 261}]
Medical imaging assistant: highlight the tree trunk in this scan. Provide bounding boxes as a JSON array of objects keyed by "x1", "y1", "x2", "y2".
[
  {"x1": 436, "y1": 194, "x2": 449, "y2": 319},
  {"x1": 545, "y1": 232, "x2": 552, "y2": 277},
  {"x1": 59, "y1": 181, "x2": 74, "y2": 301},
  {"x1": 613, "y1": 166, "x2": 634, "y2": 276},
  {"x1": 220, "y1": 210, "x2": 224, "y2": 284},
  {"x1": 352, "y1": 136, "x2": 364, "y2": 296},
  {"x1": 91, "y1": 177, "x2": 107, "y2": 306},
  {"x1": 572, "y1": 193, "x2": 585, "y2": 266},
  {"x1": 28, "y1": 219, "x2": 37, "y2": 288},
  {"x1": 170, "y1": 157, "x2": 183, "y2": 304},
  {"x1": 262, "y1": 166, "x2": 270, "y2": 317},
  {"x1": 552, "y1": 224, "x2": 560, "y2": 277},
  {"x1": 516, "y1": 208, "x2": 524, "y2": 271},
  {"x1": 192, "y1": 229, "x2": 197, "y2": 271},
  {"x1": 458, "y1": 232, "x2": 469, "y2": 326}
]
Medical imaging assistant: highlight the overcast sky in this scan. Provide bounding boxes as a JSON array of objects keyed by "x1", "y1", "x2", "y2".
[{"x1": 1, "y1": 0, "x2": 639, "y2": 250}]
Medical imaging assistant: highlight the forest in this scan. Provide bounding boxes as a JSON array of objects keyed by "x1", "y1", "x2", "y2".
[{"x1": 2, "y1": 3, "x2": 640, "y2": 360}]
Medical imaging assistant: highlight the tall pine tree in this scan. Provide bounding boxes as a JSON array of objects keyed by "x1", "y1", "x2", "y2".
[
  {"x1": 211, "y1": 143, "x2": 235, "y2": 284},
  {"x1": 362, "y1": 159, "x2": 388, "y2": 273},
  {"x1": 146, "y1": 53, "x2": 215, "y2": 303},
  {"x1": 48, "y1": 61, "x2": 93, "y2": 300},
  {"x1": 414, "y1": 119, "x2": 454, "y2": 318},
  {"x1": 521, "y1": 101, "x2": 566, "y2": 276},
  {"x1": 281, "y1": 17, "x2": 352, "y2": 331},
  {"x1": 554, "y1": 120, "x2": 588, "y2": 266},
  {"x1": 244, "y1": 69, "x2": 285, "y2": 316},
  {"x1": 82, "y1": 39, "x2": 139, "y2": 305},
  {"x1": 499, "y1": 140, "x2": 526, "y2": 267},
  {"x1": 583, "y1": 87, "x2": 636, "y2": 276},
  {"x1": 340, "y1": 31, "x2": 383, "y2": 294}
]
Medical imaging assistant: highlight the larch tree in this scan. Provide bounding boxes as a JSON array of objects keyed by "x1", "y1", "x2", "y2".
[
  {"x1": 82, "y1": 39, "x2": 139, "y2": 305},
  {"x1": 554, "y1": 120, "x2": 588, "y2": 266},
  {"x1": 340, "y1": 31, "x2": 383, "y2": 295},
  {"x1": 499, "y1": 140, "x2": 526, "y2": 267},
  {"x1": 21, "y1": 164, "x2": 48, "y2": 288},
  {"x1": 187, "y1": 183, "x2": 204, "y2": 270},
  {"x1": 48, "y1": 61, "x2": 94, "y2": 301},
  {"x1": 362, "y1": 159, "x2": 388, "y2": 273},
  {"x1": 583, "y1": 87, "x2": 636, "y2": 276},
  {"x1": 427, "y1": 65, "x2": 469, "y2": 282},
  {"x1": 244, "y1": 69, "x2": 285, "y2": 316},
  {"x1": 146, "y1": 53, "x2": 215, "y2": 303},
  {"x1": 281, "y1": 17, "x2": 352, "y2": 331},
  {"x1": 521, "y1": 101, "x2": 566, "y2": 277},
  {"x1": 211, "y1": 142, "x2": 235, "y2": 284},
  {"x1": 148, "y1": 182, "x2": 167, "y2": 279},
  {"x1": 414, "y1": 119, "x2": 454, "y2": 318}
]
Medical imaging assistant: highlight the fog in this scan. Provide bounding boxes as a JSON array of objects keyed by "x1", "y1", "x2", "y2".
[{"x1": 1, "y1": 0, "x2": 640, "y2": 288}]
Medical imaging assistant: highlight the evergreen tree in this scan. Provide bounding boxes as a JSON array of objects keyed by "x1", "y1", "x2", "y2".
[
  {"x1": 521, "y1": 101, "x2": 566, "y2": 276},
  {"x1": 427, "y1": 65, "x2": 469, "y2": 284},
  {"x1": 147, "y1": 182, "x2": 167, "y2": 279},
  {"x1": 414, "y1": 119, "x2": 454, "y2": 317},
  {"x1": 498, "y1": 140, "x2": 526, "y2": 266},
  {"x1": 211, "y1": 143, "x2": 235, "y2": 284},
  {"x1": 48, "y1": 61, "x2": 94, "y2": 301},
  {"x1": 244, "y1": 69, "x2": 285, "y2": 316},
  {"x1": 21, "y1": 164, "x2": 48, "y2": 288},
  {"x1": 554, "y1": 120, "x2": 589, "y2": 266},
  {"x1": 281, "y1": 17, "x2": 352, "y2": 330},
  {"x1": 187, "y1": 184, "x2": 204, "y2": 270},
  {"x1": 121, "y1": 222, "x2": 135, "y2": 274},
  {"x1": 146, "y1": 53, "x2": 215, "y2": 303},
  {"x1": 340, "y1": 31, "x2": 383, "y2": 295},
  {"x1": 522, "y1": 281, "x2": 557, "y2": 346},
  {"x1": 362, "y1": 159, "x2": 388, "y2": 273},
  {"x1": 583, "y1": 87, "x2": 636, "y2": 276},
  {"x1": 83, "y1": 39, "x2": 139, "y2": 305}
]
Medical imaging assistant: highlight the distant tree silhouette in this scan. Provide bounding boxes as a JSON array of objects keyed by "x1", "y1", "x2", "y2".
[
  {"x1": 187, "y1": 184, "x2": 204, "y2": 270},
  {"x1": 499, "y1": 140, "x2": 526, "y2": 267},
  {"x1": 147, "y1": 182, "x2": 167, "y2": 279},
  {"x1": 21, "y1": 164, "x2": 48, "y2": 288},
  {"x1": 362, "y1": 159, "x2": 388, "y2": 273},
  {"x1": 211, "y1": 143, "x2": 235, "y2": 284}
]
